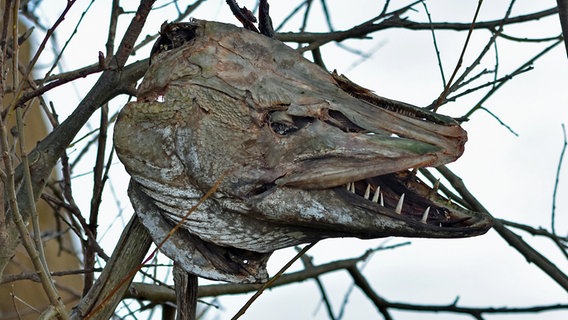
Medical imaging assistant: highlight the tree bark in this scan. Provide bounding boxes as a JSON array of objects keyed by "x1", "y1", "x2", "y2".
[
  {"x1": 71, "y1": 215, "x2": 152, "y2": 320},
  {"x1": 174, "y1": 264, "x2": 198, "y2": 320}
]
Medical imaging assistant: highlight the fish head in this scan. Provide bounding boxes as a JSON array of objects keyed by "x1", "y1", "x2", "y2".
[{"x1": 114, "y1": 20, "x2": 492, "y2": 282}]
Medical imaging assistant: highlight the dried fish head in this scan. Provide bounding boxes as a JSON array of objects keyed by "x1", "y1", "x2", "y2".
[{"x1": 114, "y1": 20, "x2": 492, "y2": 283}]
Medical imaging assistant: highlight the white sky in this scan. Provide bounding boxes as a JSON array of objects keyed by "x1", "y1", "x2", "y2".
[{"x1": 35, "y1": 1, "x2": 568, "y2": 319}]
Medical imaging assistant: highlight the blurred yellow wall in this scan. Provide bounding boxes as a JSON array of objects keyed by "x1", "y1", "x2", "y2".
[{"x1": 0, "y1": 8, "x2": 83, "y2": 319}]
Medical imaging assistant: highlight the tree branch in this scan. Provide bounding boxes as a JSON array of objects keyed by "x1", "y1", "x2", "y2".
[
  {"x1": 72, "y1": 215, "x2": 152, "y2": 320},
  {"x1": 275, "y1": 7, "x2": 559, "y2": 45},
  {"x1": 0, "y1": 0, "x2": 152, "y2": 291},
  {"x1": 436, "y1": 165, "x2": 568, "y2": 291},
  {"x1": 556, "y1": 0, "x2": 568, "y2": 56}
]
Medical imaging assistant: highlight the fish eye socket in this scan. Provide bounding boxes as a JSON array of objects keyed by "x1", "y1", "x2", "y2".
[
  {"x1": 270, "y1": 121, "x2": 298, "y2": 135},
  {"x1": 268, "y1": 111, "x2": 313, "y2": 135}
]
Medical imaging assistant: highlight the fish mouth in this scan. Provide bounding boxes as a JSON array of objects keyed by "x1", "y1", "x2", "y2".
[
  {"x1": 249, "y1": 167, "x2": 492, "y2": 239},
  {"x1": 334, "y1": 169, "x2": 492, "y2": 237}
]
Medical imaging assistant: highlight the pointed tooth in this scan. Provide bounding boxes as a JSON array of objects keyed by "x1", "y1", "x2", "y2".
[
  {"x1": 421, "y1": 206, "x2": 431, "y2": 223},
  {"x1": 380, "y1": 192, "x2": 384, "y2": 206},
  {"x1": 364, "y1": 184, "x2": 371, "y2": 199},
  {"x1": 395, "y1": 193, "x2": 405, "y2": 214},
  {"x1": 346, "y1": 183, "x2": 350, "y2": 190},
  {"x1": 372, "y1": 186, "x2": 380, "y2": 203},
  {"x1": 349, "y1": 182, "x2": 355, "y2": 193}
]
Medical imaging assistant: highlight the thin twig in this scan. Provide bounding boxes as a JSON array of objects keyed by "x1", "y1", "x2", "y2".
[
  {"x1": 42, "y1": 0, "x2": 96, "y2": 83},
  {"x1": 446, "y1": 66, "x2": 532, "y2": 106},
  {"x1": 180, "y1": 242, "x2": 407, "y2": 300},
  {"x1": 551, "y1": 123, "x2": 567, "y2": 234},
  {"x1": 84, "y1": 172, "x2": 226, "y2": 320},
  {"x1": 336, "y1": 241, "x2": 410, "y2": 319},
  {"x1": 298, "y1": 251, "x2": 335, "y2": 320},
  {"x1": 105, "y1": 0, "x2": 121, "y2": 59},
  {"x1": 348, "y1": 266, "x2": 393, "y2": 320},
  {"x1": 311, "y1": 47, "x2": 327, "y2": 70},
  {"x1": 295, "y1": 1, "x2": 422, "y2": 53},
  {"x1": 16, "y1": 107, "x2": 49, "y2": 277},
  {"x1": 0, "y1": 0, "x2": 13, "y2": 98},
  {"x1": 433, "y1": 0, "x2": 483, "y2": 112},
  {"x1": 477, "y1": 107, "x2": 519, "y2": 136},
  {"x1": 1, "y1": 4, "x2": 68, "y2": 318},
  {"x1": 496, "y1": 31, "x2": 562, "y2": 43},
  {"x1": 15, "y1": 63, "x2": 105, "y2": 108},
  {"x1": 84, "y1": 103, "x2": 109, "y2": 294},
  {"x1": 428, "y1": 1, "x2": 517, "y2": 111},
  {"x1": 422, "y1": 2, "x2": 446, "y2": 87},
  {"x1": 231, "y1": 242, "x2": 317, "y2": 319},
  {"x1": 275, "y1": 0, "x2": 307, "y2": 32},
  {"x1": 128, "y1": 278, "x2": 568, "y2": 318},
  {"x1": 276, "y1": 6, "x2": 558, "y2": 44},
  {"x1": 1, "y1": 103, "x2": 69, "y2": 320},
  {"x1": 2, "y1": 268, "x2": 104, "y2": 284},
  {"x1": 461, "y1": 38, "x2": 562, "y2": 119},
  {"x1": 6, "y1": 0, "x2": 77, "y2": 115},
  {"x1": 300, "y1": 0, "x2": 313, "y2": 34},
  {"x1": 501, "y1": 219, "x2": 567, "y2": 242},
  {"x1": 56, "y1": 147, "x2": 110, "y2": 263},
  {"x1": 320, "y1": 0, "x2": 333, "y2": 31}
]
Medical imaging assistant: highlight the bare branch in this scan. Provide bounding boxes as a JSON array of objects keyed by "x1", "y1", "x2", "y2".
[
  {"x1": 298, "y1": 251, "x2": 336, "y2": 320},
  {"x1": 1, "y1": 97, "x2": 69, "y2": 320},
  {"x1": 348, "y1": 266, "x2": 393, "y2": 320},
  {"x1": 7, "y1": 0, "x2": 77, "y2": 114},
  {"x1": 72, "y1": 215, "x2": 152, "y2": 320},
  {"x1": 1, "y1": 268, "x2": 103, "y2": 285},
  {"x1": 556, "y1": 0, "x2": 568, "y2": 56},
  {"x1": 125, "y1": 249, "x2": 376, "y2": 301},
  {"x1": 422, "y1": 2, "x2": 446, "y2": 87},
  {"x1": 503, "y1": 218, "x2": 568, "y2": 261},
  {"x1": 0, "y1": 0, "x2": 154, "y2": 305},
  {"x1": 460, "y1": 38, "x2": 562, "y2": 119},
  {"x1": 552, "y1": 123, "x2": 567, "y2": 234},
  {"x1": 105, "y1": 0, "x2": 121, "y2": 59},
  {"x1": 275, "y1": 7, "x2": 559, "y2": 44},
  {"x1": 437, "y1": 165, "x2": 568, "y2": 291},
  {"x1": 16, "y1": 63, "x2": 105, "y2": 107},
  {"x1": 83, "y1": 103, "x2": 109, "y2": 295},
  {"x1": 433, "y1": 0, "x2": 485, "y2": 112},
  {"x1": 231, "y1": 242, "x2": 317, "y2": 319}
]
